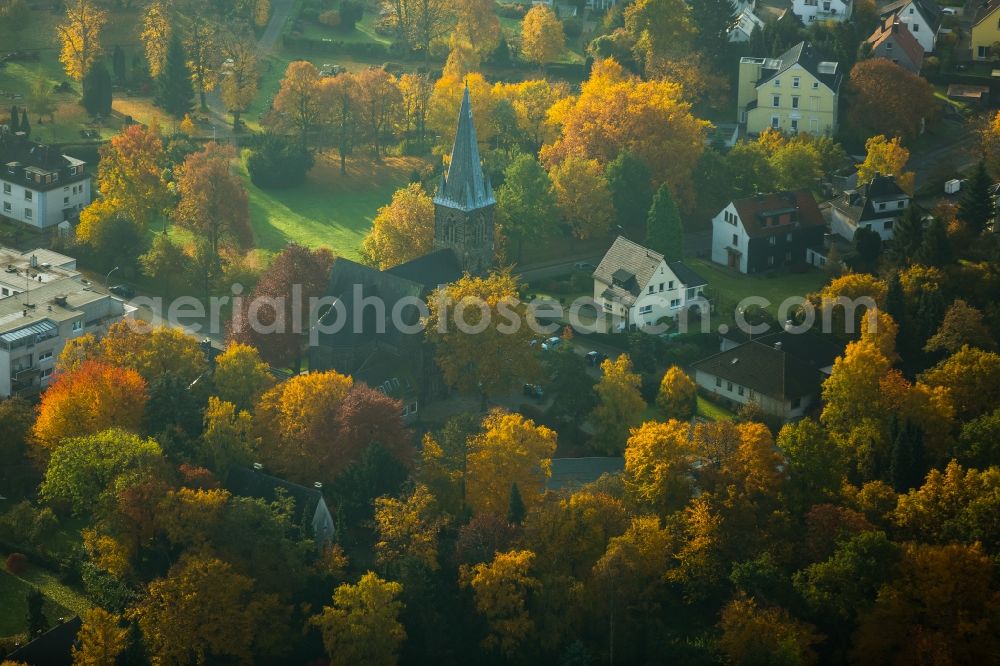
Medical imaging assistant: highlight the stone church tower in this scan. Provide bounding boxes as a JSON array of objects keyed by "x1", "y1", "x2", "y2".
[{"x1": 433, "y1": 86, "x2": 496, "y2": 275}]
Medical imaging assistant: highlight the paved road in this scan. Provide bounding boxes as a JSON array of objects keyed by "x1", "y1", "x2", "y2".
[{"x1": 909, "y1": 124, "x2": 978, "y2": 191}]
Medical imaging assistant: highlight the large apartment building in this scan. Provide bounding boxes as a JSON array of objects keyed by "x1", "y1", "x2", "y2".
[
  {"x1": 0, "y1": 247, "x2": 130, "y2": 398},
  {"x1": 0, "y1": 132, "x2": 91, "y2": 229},
  {"x1": 737, "y1": 42, "x2": 842, "y2": 136}
]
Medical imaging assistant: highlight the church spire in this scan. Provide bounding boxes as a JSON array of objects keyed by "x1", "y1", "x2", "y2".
[{"x1": 434, "y1": 85, "x2": 495, "y2": 211}]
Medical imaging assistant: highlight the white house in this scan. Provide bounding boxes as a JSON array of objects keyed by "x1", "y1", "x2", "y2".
[
  {"x1": 792, "y1": 0, "x2": 853, "y2": 23},
  {"x1": 730, "y1": 7, "x2": 766, "y2": 42},
  {"x1": 829, "y1": 174, "x2": 911, "y2": 242},
  {"x1": 1, "y1": 133, "x2": 91, "y2": 229},
  {"x1": 879, "y1": 0, "x2": 941, "y2": 53},
  {"x1": 592, "y1": 236, "x2": 708, "y2": 330}
]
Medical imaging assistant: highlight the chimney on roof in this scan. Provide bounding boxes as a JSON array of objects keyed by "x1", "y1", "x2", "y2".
[
  {"x1": 314, "y1": 482, "x2": 323, "y2": 490},
  {"x1": 253, "y1": 462, "x2": 263, "y2": 471},
  {"x1": 775, "y1": 341, "x2": 783, "y2": 350},
  {"x1": 29, "y1": 254, "x2": 37, "y2": 268}
]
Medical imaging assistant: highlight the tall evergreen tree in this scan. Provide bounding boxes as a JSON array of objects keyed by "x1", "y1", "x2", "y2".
[
  {"x1": 606, "y1": 150, "x2": 653, "y2": 230},
  {"x1": 915, "y1": 217, "x2": 953, "y2": 267},
  {"x1": 112, "y1": 44, "x2": 127, "y2": 83},
  {"x1": 890, "y1": 419, "x2": 926, "y2": 492},
  {"x1": 26, "y1": 589, "x2": 49, "y2": 638},
  {"x1": 507, "y1": 481, "x2": 525, "y2": 525},
  {"x1": 691, "y1": 0, "x2": 737, "y2": 66},
  {"x1": 156, "y1": 33, "x2": 194, "y2": 119},
  {"x1": 19, "y1": 108, "x2": 29, "y2": 137},
  {"x1": 854, "y1": 227, "x2": 882, "y2": 272},
  {"x1": 884, "y1": 272, "x2": 911, "y2": 359},
  {"x1": 891, "y1": 203, "x2": 924, "y2": 265},
  {"x1": 646, "y1": 183, "x2": 684, "y2": 261},
  {"x1": 9, "y1": 105, "x2": 19, "y2": 133},
  {"x1": 959, "y1": 160, "x2": 993, "y2": 235},
  {"x1": 82, "y1": 61, "x2": 112, "y2": 116}
]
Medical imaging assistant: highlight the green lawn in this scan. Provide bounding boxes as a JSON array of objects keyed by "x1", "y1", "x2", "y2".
[
  {"x1": 0, "y1": 570, "x2": 76, "y2": 640},
  {"x1": 697, "y1": 395, "x2": 735, "y2": 421},
  {"x1": 240, "y1": 152, "x2": 430, "y2": 258},
  {"x1": 686, "y1": 257, "x2": 830, "y2": 320}
]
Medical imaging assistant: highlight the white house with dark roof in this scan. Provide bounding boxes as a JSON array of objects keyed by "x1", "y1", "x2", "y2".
[
  {"x1": 829, "y1": 174, "x2": 910, "y2": 242},
  {"x1": 592, "y1": 236, "x2": 708, "y2": 330},
  {"x1": 0, "y1": 133, "x2": 91, "y2": 229},
  {"x1": 792, "y1": 0, "x2": 853, "y2": 23},
  {"x1": 879, "y1": 0, "x2": 942, "y2": 53}
]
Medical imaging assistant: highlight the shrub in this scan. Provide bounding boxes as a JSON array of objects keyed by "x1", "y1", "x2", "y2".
[
  {"x1": 563, "y1": 17, "x2": 583, "y2": 38},
  {"x1": 339, "y1": 0, "x2": 363, "y2": 29},
  {"x1": 246, "y1": 134, "x2": 315, "y2": 188},
  {"x1": 6, "y1": 552, "x2": 28, "y2": 574},
  {"x1": 318, "y1": 9, "x2": 340, "y2": 26}
]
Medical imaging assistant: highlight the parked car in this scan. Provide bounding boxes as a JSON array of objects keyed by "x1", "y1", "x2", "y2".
[
  {"x1": 109, "y1": 284, "x2": 136, "y2": 299},
  {"x1": 586, "y1": 350, "x2": 608, "y2": 367},
  {"x1": 541, "y1": 336, "x2": 562, "y2": 351},
  {"x1": 574, "y1": 261, "x2": 596, "y2": 272},
  {"x1": 523, "y1": 383, "x2": 544, "y2": 399}
]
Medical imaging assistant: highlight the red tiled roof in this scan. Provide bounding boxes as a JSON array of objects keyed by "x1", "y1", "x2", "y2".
[
  {"x1": 730, "y1": 191, "x2": 825, "y2": 238},
  {"x1": 866, "y1": 15, "x2": 925, "y2": 67}
]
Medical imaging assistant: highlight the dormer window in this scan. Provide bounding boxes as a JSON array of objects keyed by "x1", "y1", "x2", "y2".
[{"x1": 792, "y1": 76, "x2": 800, "y2": 88}]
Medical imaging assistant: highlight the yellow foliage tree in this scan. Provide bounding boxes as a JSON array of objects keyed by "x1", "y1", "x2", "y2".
[
  {"x1": 141, "y1": 0, "x2": 171, "y2": 78},
  {"x1": 212, "y1": 342, "x2": 273, "y2": 410},
  {"x1": 428, "y1": 71, "x2": 497, "y2": 150},
  {"x1": 656, "y1": 366, "x2": 697, "y2": 420},
  {"x1": 94, "y1": 123, "x2": 170, "y2": 230},
  {"x1": 202, "y1": 397, "x2": 256, "y2": 472},
  {"x1": 219, "y1": 29, "x2": 259, "y2": 128},
  {"x1": 857, "y1": 135, "x2": 915, "y2": 193},
  {"x1": 374, "y1": 484, "x2": 445, "y2": 571},
  {"x1": 466, "y1": 410, "x2": 557, "y2": 516},
  {"x1": 718, "y1": 596, "x2": 821, "y2": 665},
  {"x1": 310, "y1": 572, "x2": 406, "y2": 666},
  {"x1": 96, "y1": 321, "x2": 207, "y2": 385},
  {"x1": 361, "y1": 182, "x2": 435, "y2": 269},
  {"x1": 494, "y1": 79, "x2": 569, "y2": 149},
  {"x1": 460, "y1": 549, "x2": 540, "y2": 656},
  {"x1": 549, "y1": 155, "x2": 614, "y2": 239},
  {"x1": 57, "y1": 0, "x2": 107, "y2": 80},
  {"x1": 920, "y1": 345, "x2": 1000, "y2": 422},
  {"x1": 72, "y1": 608, "x2": 129, "y2": 666},
  {"x1": 624, "y1": 419, "x2": 695, "y2": 513},
  {"x1": 623, "y1": 0, "x2": 696, "y2": 72},
  {"x1": 521, "y1": 5, "x2": 565, "y2": 67},
  {"x1": 454, "y1": 0, "x2": 501, "y2": 57},
  {"x1": 590, "y1": 354, "x2": 646, "y2": 455}
]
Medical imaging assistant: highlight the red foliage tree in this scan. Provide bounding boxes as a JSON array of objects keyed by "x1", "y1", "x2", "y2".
[{"x1": 334, "y1": 383, "x2": 412, "y2": 468}]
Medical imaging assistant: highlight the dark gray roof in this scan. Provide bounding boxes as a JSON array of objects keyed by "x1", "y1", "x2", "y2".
[
  {"x1": 668, "y1": 261, "x2": 707, "y2": 288},
  {"x1": 547, "y1": 457, "x2": 624, "y2": 491},
  {"x1": 756, "y1": 42, "x2": 842, "y2": 93},
  {"x1": 755, "y1": 329, "x2": 845, "y2": 369},
  {"x1": 385, "y1": 248, "x2": 462, "y2": 292},
  {"x1": 831, "y1": 174, "x2": 908, "y2": 224},
  {"x1": 433, "y1": 86, "x2": 496, "y2": 212},
  {"x1": 881, "y1": 0, "x2": 941, "y2": 30},
  {"x1": 8, "y1": 616, "x2": 81, "y2": 666},
  {"x1": 692, "y1": 340, "x2": 825, "y2": 401},
  {"x1": 226, "y1": 466, "x2": 323, "y2": 525}
]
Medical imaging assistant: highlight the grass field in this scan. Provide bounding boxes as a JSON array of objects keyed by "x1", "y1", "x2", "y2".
[
  {"x1": 240, "y1": 152, "x2": 431, "y2": 258},
  {"x1": 687, "y1": 257, "x2": 830, "y2": 320},
  {"x1": 0, "y1": 570, "x2": 76, "y2": 640}
]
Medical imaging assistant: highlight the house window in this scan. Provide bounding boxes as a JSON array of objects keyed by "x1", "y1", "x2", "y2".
[
  {"x1": 749, "y1": 389, "x2": 755, "y2": 399},
  {"x1": 24, "y1": 208, "x2": 32, "y2": 219},
  {"x1": 792, "y1": 76, "x2": 800, "y2": 88},
  {"x1": 670, "y1": 298, "x2": 681, "y2": 308},
  {"x1": 812, "y1": 81, "x2": 819, "y2": 89},
  {"x1": 24, "y1": 191, "x2": 32, "y2": 201},
  {"x1": 41, "y1": 367, "x2": 53, "y2": 378},
  {"x1": 648, "y1": 285, "x2": 654, "y2": 294},
  {"x1": 791, "y1": 119, "x2": 798, "y2": 133},
  {"x1": 769, "y1": 236, "x2": 777, "y2": 246},
  {"x1": 979, "y1": 45, "x2": 991, "y2": 59},
  {"x1": 792, "y1": 96, "x2": 799, "y2": 109},
  {"x1": 738, "y1": 386, "x2": 745, "y2": 396},
  {"x1": 668, "y1": 280, "x2": 674, "y2": 289},
  {"x1": 884, "y1": 220, "x2": 893, "y2": 230},
  {"x1": 912, "y1": 23, "x2": 918, "y2": 31},
  {"x1": 772, "y1": 95, "x2": 781, "y2": 107},
  {"x1": 732, "y1": 234, "x2": 738, "y2": 246},
  {"x1": 686, "y1": 287, "x2": 696, "y2": 300},
  {"x1": 658, "y1": 282, "x2": 664, "y2": 292},
  {"x1": 716, "y1": 377, "x2": 722, "y2": 387},
  {"x1": 771, "y1": 116, "x2": 780, "y2": 129},
  {"x1": 603, "y1": 302, "x2": 613, "y2": 312},
  {"x1": 898, "y1": 201, "x2": 905, "y2": 208},
  {"x1": 72, "y1": 320, "x2": 83, "y2": 331},
  {"x1": 2, "y1": 202, "x2": 9, "y2": 213},
  {"x1": 639, "y1": 304, "x2": 653, "y2": 314},
  {"x1": 791, "y1": 397, "x2": 802, "y2": 409},
  {"x1": 1, "y1": 287, "x2": 7, "y2": 295},
  {"x1": 63, "y1": 196, "x2": 69, "y2": 205},
  {"x1": 727, "y1": 381, "x2": 734, "y2": 391},
  {"x1": 885, "y1": 41, "x2": 894, "y2": 51},
  {"x1": 878, "y1": 203, "x2": 886, "y2": 210},
  {"x1": 38, "y1": 350, "x2": 53, "y2": 361},
  {"x1": 774, "y1": 78, "x2": 780, "y2": 87},
  {"x1": 2, "y1": 183, "x2": 9, "y2": 194}
]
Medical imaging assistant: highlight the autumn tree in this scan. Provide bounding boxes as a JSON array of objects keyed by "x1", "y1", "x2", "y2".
[
  {"x1": 771, "y1": 139, "x2": 823, "y2": 191},
  {"x1": 427, "y1": 72, "x2": 497, "y2": 150},
  {"x1": 130, "y1": 555, "x2": 286, "y2": 664},
  {"x1": 409, "y1": 0, "x2": 453, "y2": 63},
  {"x1": 361, "y1": 183, "x2": 434, "y2": 269},
  {"x1": 718, "y1": 596, "x2": 821, "y2": 665},
  {"x1": 323, "y1": 72, "x2": 361, "y2": 174},
  {"x1": 776, "y1": 418, "x2": 845, "y2": 513},
  {"x1": 40, "y1": 428, "x2": 163, "y2": 515},
  {"x1": 91, "y1": 321, "x2": 207, "y2": 385},
  {"x1": 465, "y1": 410, "x2": 556, "y2": 516},
  {"x1": 398, "y1": 72, "x2": 432, "y2": 144},
  {"x1": 179, "y1": 6, "x2": 219, "y2": 111},
  {"x1": 623, "y1": 419, "x2": 694, "y2": 513},
  {"x1": 849, "y1": 59, "x2": 937, "y2": 140},
  {"x1": 33, "y1": 361, "x2": 147, "y2": 452},
  {"x1": 623, "y1": 0, "x2": 696, "y2": 73},
  {"x1": 454, "y1": 0, "x2": 501, "y2": 57},
  {"x1": 28, "y1": 76, "x2": 56, "y2": 124},
  {"x1": 230, "y1": 243, "x2": 334, "y2": 370},
  {"x1": 460, "y1": 549, "x2": 541, "y2": 657},
  {"x1": 141, "y1": 0, "x2": 170, "y2": 78},
  {"x1": 542, "y1": 59, "x2": 709, "y2": 209},
  {"x1": 271, "y1": 60, "x2": 324, "y2": 150},
  {"x1": 920, "y1": 346, "x2": 1000, "y2": 422},
  {"x1": 521, "y1": 5, "x2": 565, "y2": 67},
  {"x1": 72, "y1": 608, "x2": 129, "y2": 666},
  {"x1": 856, "y1": 134, "x2": 915, "y2": 193},
  {"x1": 355, "y1": 68, "x2": 402, "y2": 158},
  {"x1": 549, "y1": 155, "x2": 614, "y2": 240},
  {"x1": 172, "y1": 142, "x2": 252, "y2": 289},
  {"x1": 924, "y1": 299, "x2": 996, "y2": 354},
  {"x1": 219, "y1": 26, "x2": 259, "y2": 129},
  {"x1": 311, "y1": 572, "x2": 406, "y2": 666},
  {"x1": 374, "y1": 484, "x2": 445, "y2": 572},
  {"x1": 57, "y1": 0, "x2": 107, "y2": 82},
  {"x1": 591, "y1": 354, "x2": 646, "y2": 455},
  {"x1": 656, "y1": 366, "x2": 697, "y2": 420},
  {"x1": 212, "y1": 342, "x2": 273, "y2": 410},
  {"x1": 425, "y1": 271, "x2": 540, "y2": 402}
]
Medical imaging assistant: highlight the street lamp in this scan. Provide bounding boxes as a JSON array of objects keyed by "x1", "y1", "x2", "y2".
[{"x1": 104, "y1": 266, "x2": 119, "y2": 290}]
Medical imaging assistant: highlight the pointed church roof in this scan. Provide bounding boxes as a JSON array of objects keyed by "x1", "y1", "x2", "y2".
[{"x1": 434, "y1": 85, "x2": 496, "y2": 212}]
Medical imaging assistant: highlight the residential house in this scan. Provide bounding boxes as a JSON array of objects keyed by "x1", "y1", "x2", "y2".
[
  {"x1": 711, "y1": 191, "x2": 826, "y2": 273},
  {"x1": 0, "y1": 132, "x2": 91, "y2": 229},
  {"x1": 692, "y1": 330, "x2": 843, "y2": 421},
  {"x1": 592, "y1": 236, "x2": 708, "y2": 330},
  {"x1": 829, "y1": 173, "x2": 911, "y2": 242},
  {"x1": 880, "y1": 0, "x2": 941, "y2": 53},
  {"x1": 226, "y1": 466, "x2": 336, "y2": 549},
  {"x1": 865, "y1": 15, "x2": 925, "y2": 73},
  {"x1": 737, "y1": 42, "x2": 842, "y2": 136},
  {"x1": 972, "y1": 0, "x2": 1000, "y2": 59},
  {"x1": 730, "y1": 4, "x2": 766, "y2": 42},
  {"x1": 792, "y1": 0, "x2": 853, "y2": 24}
]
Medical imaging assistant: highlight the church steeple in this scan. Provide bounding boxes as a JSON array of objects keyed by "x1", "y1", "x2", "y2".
[
  {"x1": 432, "y1": 86, "x2": 496, "y2": 275},
  {"x1": 434, "y1": 85, "x2": 496, "y2": 211}
]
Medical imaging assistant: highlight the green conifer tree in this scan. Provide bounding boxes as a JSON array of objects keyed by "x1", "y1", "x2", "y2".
[{"x1": 646, "y1": 183, "x2": 684, "y2": 261}]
